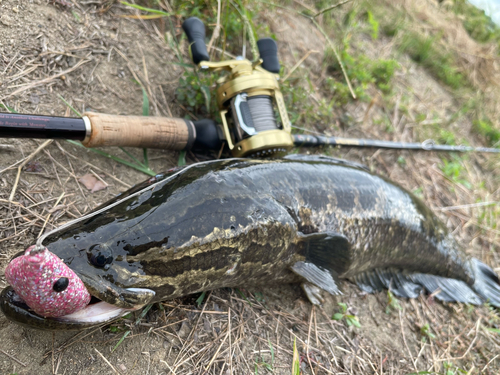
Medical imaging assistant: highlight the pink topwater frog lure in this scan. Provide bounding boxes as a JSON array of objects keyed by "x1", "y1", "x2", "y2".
[{"x1": 5, "y1": 245, "x2": 91, "y2": 318}]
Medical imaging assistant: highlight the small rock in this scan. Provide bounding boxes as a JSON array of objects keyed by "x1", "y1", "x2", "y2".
[
  {"x1": 203, "y1": 318, "x2": 211, "y2": 332},
  {"x1": 29, "y1": 94, "x2": 40, "y2": 105},
  {"x1": 12, "y1": 6, "x2": 19, "y2": 12},
  {"x1": 177, "y1": 321, "x2": 190, "y2": 339},
  {"x1": 24, "y1": 161, "x2": 43, "y2": 172},
  {"x1": 79, "y1": 173, "x2": 108, "y2": 193},
  {"x1": 0, "y1": 15, "x2": 13, "y2": 26},
  {"x1": 67, "y1": 56, "x2": 76, "y2": 67}
]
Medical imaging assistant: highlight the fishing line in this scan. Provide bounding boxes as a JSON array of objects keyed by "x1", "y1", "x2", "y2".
[
  {"x1": 247, "y1": 96, "x2": 278, "y2": 132},
  {"x1": 33, "y1": 158, "x2": 245, "y2": 253}
]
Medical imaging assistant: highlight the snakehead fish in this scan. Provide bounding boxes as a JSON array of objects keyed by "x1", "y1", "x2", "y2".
[{"x1": 1, "y1": 155, "x2": 499, "y2": 330}]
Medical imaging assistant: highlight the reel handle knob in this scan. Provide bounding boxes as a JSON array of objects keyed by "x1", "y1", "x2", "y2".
[
  {"x1": 182, "y1": 17, "x2": 210, "y2": 65},
  {"x1": 257, "y1": 38, "x2": 280, "y2": 74}
]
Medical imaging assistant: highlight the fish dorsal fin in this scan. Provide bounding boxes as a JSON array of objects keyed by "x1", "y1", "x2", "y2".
[{"x1": 298, "y1": 232, "x2": 352, "y2": 275}]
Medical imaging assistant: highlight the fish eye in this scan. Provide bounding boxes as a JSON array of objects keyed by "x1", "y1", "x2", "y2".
[
  {"x1": 53, "y1": 277, "x2": 69, "y2": 292},
  {"x1": 87, "y1": 244, "x2": 113, "y2": 268}
]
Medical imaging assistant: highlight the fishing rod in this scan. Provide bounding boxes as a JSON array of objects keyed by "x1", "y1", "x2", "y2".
[
  {"x1": 1, "y1": 17, "x2": 498, "y2": 156},
  {"x1": 0, "y1": 112, "x2": 222, "y2": 151},
  {"x1": 293, "y1": 134, "x2": 500, "y2": 153}
]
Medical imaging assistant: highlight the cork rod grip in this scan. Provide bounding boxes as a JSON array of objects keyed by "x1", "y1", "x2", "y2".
[{"x1": 81, "y1": 112, "x2": 195, "y2": 150}]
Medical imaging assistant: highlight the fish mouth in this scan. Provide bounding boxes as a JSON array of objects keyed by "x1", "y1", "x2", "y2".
[
  {"x1": 1, "y1": 250, "x2": 156, "y2": 330},
  {"x1": 55, "y1": 297, "x2": 134, "y2": 323},
  {"x1": 0, "y1": 286, "x2": 152, "y2": 330}
]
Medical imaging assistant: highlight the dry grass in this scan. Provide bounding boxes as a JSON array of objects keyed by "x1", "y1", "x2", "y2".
[{"x1": 1, "y1": 0, "x2": 500, "y2": 374}]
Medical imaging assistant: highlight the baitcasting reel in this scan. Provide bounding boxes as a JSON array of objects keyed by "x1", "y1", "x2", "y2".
[{"x1": 182, "y1": 17, "x2": 294, "y2": 158}]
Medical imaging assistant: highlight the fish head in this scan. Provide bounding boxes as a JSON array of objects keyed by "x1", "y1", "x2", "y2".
[{"x1": 2, "y1": 246, "x2": 155, "y2": 330}]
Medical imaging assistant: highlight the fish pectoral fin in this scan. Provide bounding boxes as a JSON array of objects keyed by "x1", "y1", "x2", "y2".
[
  {"x1": 292, "y1": 231, "x2": 351, "y2": 303},
  {"x1": 298, "y1": 231, "x2": 352, "y2": 276},
  {"x1": 291, "y1": 261, "x2": 341, "y2": 301}
]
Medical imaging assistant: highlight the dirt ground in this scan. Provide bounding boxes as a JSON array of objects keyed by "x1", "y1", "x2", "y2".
[{"x1": 1, "y1": 0, "x2": 500, "y2": 374}]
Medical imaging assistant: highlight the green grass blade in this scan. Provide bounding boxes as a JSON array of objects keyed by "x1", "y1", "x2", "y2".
[
  {"x1": 200, "y1": 85, "x2": 211, "y2": 113},
  {"x1": 134, "y1": 304, "x2": 153, "y2": 325},
  {"x1": 0, "y1": 103, "x2": 18, "y2": 113},
  {"x1": 196, "y1": 291, "x2": 207, "y2": 306},
  {"x1": 166, "y1": 18, "x2": 185, "y2": 64},
  {"x1": 232, "y1": 0, "x2": 259, "y2": 59},
  {"x1": 71, "y1": 10, "x2": 81, "y2": 22},
  {"x1": 57, "y1": 95, "x2": 82, "y2": 117},
  {"x1": 66, "y1": 140, "x2": 156, "y2": 176},
  {"x1": 112, "y1": 330, "x2": 131, "y2": 352},
  {"x1": 178, "y1": 150, "x2": 186, "y2": 166},
  {"x1": 167, "y1": 61, "x2": 195, "y2": 68},
  {"x1": 143, "y1": 148, "x2": 149, "y2": 168},
  {"x1": 119, "y1": 147, "x2": 148, "y2": 168},
  {"x1": 268, "y1": 339, "x2": 274, "y2": 366},
  {"x1": 292, "y1": 337, "x2": 300, "y2": 375},
  {"x1": 120, "y1": 1, "x2": 170, "y2": 15},
  {"x1": 142, "y1": 87, "x2": 149, "y2": 117},
  {"x1": 235, "y1": 288, "x2": 252, "y2": 307}
]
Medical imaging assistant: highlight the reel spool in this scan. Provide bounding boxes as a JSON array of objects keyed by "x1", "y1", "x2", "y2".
[{"x1": 182, "y1": 17, "x2": 294, "y2": 158}]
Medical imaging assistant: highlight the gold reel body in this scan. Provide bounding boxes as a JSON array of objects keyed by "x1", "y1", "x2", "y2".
[{"x1": 199, "y1": 59, "x2": 293, "y2": 157}]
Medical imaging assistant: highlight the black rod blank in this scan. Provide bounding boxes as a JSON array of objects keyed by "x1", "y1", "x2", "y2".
[
  {"x1": 0, "y1": 113, "x2": 87, "y2": 141},
  {"x1": 293, "y1": 134, "x2": 500, "y2": 154}
]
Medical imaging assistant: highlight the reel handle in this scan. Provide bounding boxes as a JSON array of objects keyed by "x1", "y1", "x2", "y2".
[
  {"x1": 257, "y1": 38, "x2": 280, "y2": 74},
  {"x1": 182, "y1": 17, "x2": 210, "y2": 65}
]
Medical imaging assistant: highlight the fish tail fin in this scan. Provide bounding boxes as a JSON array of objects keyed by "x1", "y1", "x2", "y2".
[
  {"x1": 353, "y1": 264, "x2": 497, "y2": 306},
  {"x1": 471, "y1": 258, "x2": 500, "y2": 307}
]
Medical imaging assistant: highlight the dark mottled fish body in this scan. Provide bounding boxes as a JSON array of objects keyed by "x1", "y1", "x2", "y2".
[{"x1": 2, "y1": 155, "x2": 499, "y2": 329}]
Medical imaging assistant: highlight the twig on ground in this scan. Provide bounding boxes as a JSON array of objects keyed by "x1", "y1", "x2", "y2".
[
  {"x1": 0, "y1": 349, "x2": 27, "y2": 367},
  {"x1": 0, "y1": 56, "x2": 91, "y2": 101},
  {"x1": 9, "y1": 140, "x2": 53, "y2": 201},
  {"x1": 94, "y1": 348, "x2": 120, "y2": 375},
  {"x1": 207, "y1": 0, "x2": 222, "y2": 54},
  {"x1": 399, "y1": 309, "x2": 417, "y2": 372},
  {"x1": 310, "y1": 18, "x2": 356, "y2": 99},
  {"x1": 55, "y1": 142, "x2": 132, "y2": 188},
  {"x1": 312, "y1": 0, "x2": 353, "y2": 18},
  {"x1": 306, "y1": 306, "x2": 317, "y2": 375},
  {"x1": 283, "y1": 50, "x2": 319, "y2": 82},
  {"x1": 38, "y1": 191, "x2": 65, "y2": 237}
]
